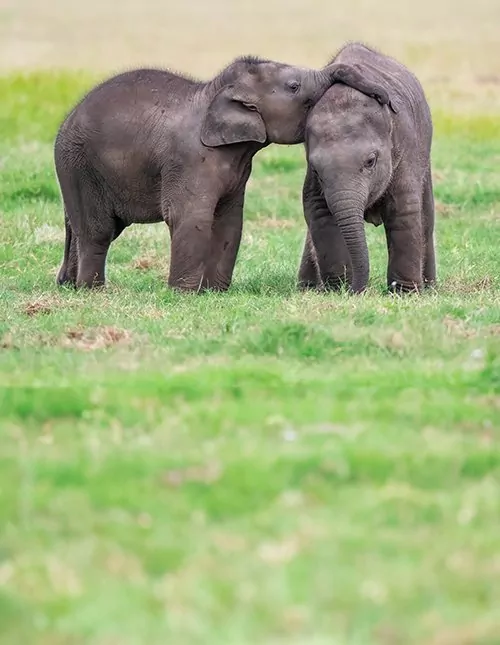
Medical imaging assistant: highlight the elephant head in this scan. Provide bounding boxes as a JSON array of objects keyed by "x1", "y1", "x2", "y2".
[
  {"x1": 201, "y1": 57, "x2": 392, "y2": 147},
  {"x1": 305, "y1": 81, "x2": 395, "y2": 293}
]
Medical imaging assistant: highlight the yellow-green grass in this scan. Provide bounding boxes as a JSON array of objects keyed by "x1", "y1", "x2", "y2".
[{"x1": 1, "y1": 60, "x2": 500, "y2": 645}]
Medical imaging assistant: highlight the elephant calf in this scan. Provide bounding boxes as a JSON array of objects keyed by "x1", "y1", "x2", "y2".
[
  {"x1": 299, "y1": 43, "x2": 436, "y2": 294},
  {"x1": 54, "y1": 55, "x2": 391, "y2": 291}
]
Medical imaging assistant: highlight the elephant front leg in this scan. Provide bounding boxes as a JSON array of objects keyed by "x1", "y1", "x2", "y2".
[
  {"x1": 204, "y1": 191, "x2": 245, "y2": 292},
  {"x1": 298, "y1": 231, "x2": 321, "y2": 290},
  {"x1": 167, "y1": 206, "x2": 218, "y2": 292},
  {"x1": 384, "y1": 188, "x2": 424, "y2": 293},
  {"x1": 302, "y1": 167, "x2": 351, "y2": 290}
]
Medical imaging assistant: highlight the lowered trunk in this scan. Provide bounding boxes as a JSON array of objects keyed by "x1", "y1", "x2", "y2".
[{"x1": 324, "y1": 190, "x2": 369, "y2": 293}]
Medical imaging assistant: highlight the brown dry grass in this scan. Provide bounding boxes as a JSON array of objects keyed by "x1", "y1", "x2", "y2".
[
  {"x1": 1, "y1": 0, "x2": 500, "y2": 111},
  {"x1": 131, "y1": 256, "x2": 159, "y2": 270},
  {"x1": 62, "y1": 326, "x2": 132, "y2": 350},
  {"x1": 22, "y1": 296, "x2": 60, "y2": 316}
]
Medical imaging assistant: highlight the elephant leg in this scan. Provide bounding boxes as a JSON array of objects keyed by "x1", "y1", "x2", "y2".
[
  {"x1": 298, "y1": 232, "x2": 321, "y2": 290},
  {"x1": 311, "y1": 217, "x2": 352, "y2": 290},
  {"x1": 76, "y1": 219, "x2": 125, "y2": 288},
  {"x1": 384, "y1": 184, "x2": 424, "y2": 293},
  {"x1": 204, "y1": 191, "x2": 245, "y2": 292},
  {"x1": 56, "y1": 212, "x2": 78, "y2": 287},
  {"x1": 302, "y1": 166, "x2": 351, "y2": 291},
  {"x1": 422, "y1": 168, "x2": 436, "y2": 287},
  {"x1": 76, "y1": 240, "x2": 111, "y2": 288},
  {"x1": 56, "y1": 166, "x2": 121, "y2": 289},
  {"x1": 167, "y1": 201, "x2": 220, "y2": 292}
]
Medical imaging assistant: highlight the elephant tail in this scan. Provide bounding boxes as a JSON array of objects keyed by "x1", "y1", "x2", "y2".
[{"x1": 56, "y1": 210, "x2": 77, "y2": 286}]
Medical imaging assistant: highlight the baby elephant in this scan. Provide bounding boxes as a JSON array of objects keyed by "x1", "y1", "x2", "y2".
[
  {"x1": 298, "y1": 43, "x2": 435, "y2": 294},
  {"x1": 54, "y1": 55, "x2": 391, "y2": 291}
]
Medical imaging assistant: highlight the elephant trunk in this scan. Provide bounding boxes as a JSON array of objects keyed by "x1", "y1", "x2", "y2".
[
  {"x1": 322, "y1": 63, "x2": 395, "y2": 112},
  {"x1": 324, "y1": 190, "x2": 369, "y2": 293},
  {"x1": 309, "y1": 69, "x2": 335, "y2": 101}
]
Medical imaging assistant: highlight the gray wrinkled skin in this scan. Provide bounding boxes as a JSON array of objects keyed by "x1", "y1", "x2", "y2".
[
  {"x1": 298, "y1": 42, "x2": 435, "y2": 294},
  {"x1": 54, "y1": 55, "x2": 391, "y2": 291}
]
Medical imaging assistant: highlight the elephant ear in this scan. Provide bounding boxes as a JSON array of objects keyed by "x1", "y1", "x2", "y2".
[
  {"x1": 326, "y1": 63, "x2": 398, "y2": 114},
  {"x1": 201, "y1": 84, "x2": 267, "y2": 147}
]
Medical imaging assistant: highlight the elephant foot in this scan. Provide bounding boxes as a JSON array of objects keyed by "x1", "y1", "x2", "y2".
[
  {"x1": 56, "y1": 270, "x2": 77, "y2": 288},
  {"x1": 169, "y1": 274, "x2": 231, "y2": 294},
  {"x1": 388, "y1": 280, "x2": 422, "y2": 295},
  {"x1": 322, "y1": 274, "x2": 350, "y2": 292},
  {"x1": 297, "y1": 279, "x2": 322, "y2": 292}
]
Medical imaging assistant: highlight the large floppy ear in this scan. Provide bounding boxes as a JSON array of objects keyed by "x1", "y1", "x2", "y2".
[
  {"x1": 201, "y1": 84, "x2": 267, "y2": 147},
  {"x1": 326, "y1": 63, "x2": 398, "y2": 114}
]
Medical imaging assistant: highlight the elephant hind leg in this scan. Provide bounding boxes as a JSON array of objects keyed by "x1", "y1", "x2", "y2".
[
  {"x1": 422, "y1": 168, "x2": 436, "y2": 287},
  {"x1": 57, "y1": 165, "x2": 120, "y2": 289},
  {"x1": 76, "y1": 209, "x2": 124, "y2": 289}
]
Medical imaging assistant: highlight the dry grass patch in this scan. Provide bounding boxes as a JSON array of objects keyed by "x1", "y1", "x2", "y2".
[
  {"x1": 0, "y1": 333, "x2": 17, "y2": 349},
  {"x1": 162, "y1": 462, "x2": 222, "y2": 487},
  {"x1": 22, "y1": 295, "x2": 60, "y2": 316},
  {"x1": 131, "y1": 256, "x2": 160, "y2": 271},
  {"x1": 442, "y1": 315, "x2": 476, "y2": 339},
  {"x1": 62, "y1": 326, "x2": 132, "y2": 351},
  {"x1": 442, "y1": 275, "x2": 496, "y2": 295},
  {"x1": 381, "y1": 330, "x2": 407, "y2": 352}
]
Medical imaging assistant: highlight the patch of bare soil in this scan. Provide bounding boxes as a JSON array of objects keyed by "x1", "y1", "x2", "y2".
[
  {"x1": 23, "y1": 297, "x2": 58, "y2": 316},
  {"x1": 442, "y1": 315, "x2": 476, "y2": 338},
  {"x1": 443, "y1": 315, "x2": 500, "y2": 339},
  {"x1": 62, "y1": 326, "x2": 132, "y2": 351},
  {"x1": 0, "y1": 333, "x2": 16, "y2": 349}
]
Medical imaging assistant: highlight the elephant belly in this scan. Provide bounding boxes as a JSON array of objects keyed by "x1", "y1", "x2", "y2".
[
  {"x1": 111, "y1": 186, "x2": 163, "y2": 226},
  {"x1": 98, "y1": 166, "x2": 164, "y2": 226}
]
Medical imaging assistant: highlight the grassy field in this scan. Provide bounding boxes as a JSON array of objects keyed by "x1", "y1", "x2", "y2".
[{"x1": 1, "y1": 2, "x2": 500, "y2": 643}]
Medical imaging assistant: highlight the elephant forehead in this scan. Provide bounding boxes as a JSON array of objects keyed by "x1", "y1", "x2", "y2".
[
  {"x1": 309, "y1": 96, "x2": 384, "y2": 140},
  {"x1": 251, "y1": 62, "x2": 299, "y2": 86},
  {"x1": 318, "y1": 84, "x2": 380, "y2": 114},
  {"x1": 308, "y1": 108, "x2": 363, "y2": 137}
]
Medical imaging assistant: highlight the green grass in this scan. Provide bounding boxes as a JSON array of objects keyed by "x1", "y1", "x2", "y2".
[{"x1": 1, "y1": 73, "x2": 500, "y2": 645}]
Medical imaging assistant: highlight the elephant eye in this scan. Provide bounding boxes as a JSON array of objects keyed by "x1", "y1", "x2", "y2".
[
  {"x1": 364, "y1": 152, "x2": 378, "y2": 169},
  {"x1": 286, "y1": 80, "x2": 301, "y2": 94}
]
